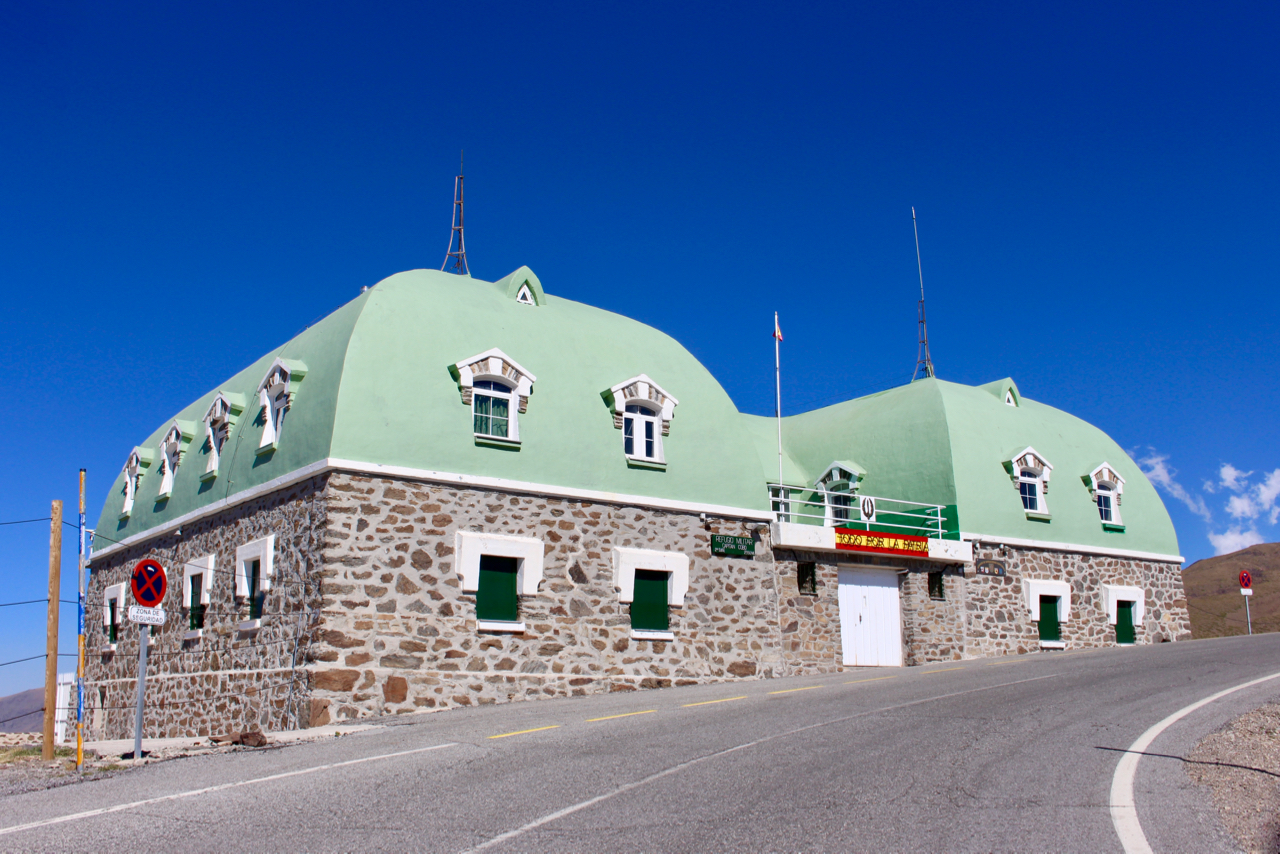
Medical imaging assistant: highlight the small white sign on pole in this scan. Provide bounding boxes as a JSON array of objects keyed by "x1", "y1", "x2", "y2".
[
  {"x1": 127, "y1": 605, "x2": 166, "y2": 626},
  {"x1": 1241, "y1": 589, "x2": 1254, "y2": 597}
]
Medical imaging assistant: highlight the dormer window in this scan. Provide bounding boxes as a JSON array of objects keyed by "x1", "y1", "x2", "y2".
[
  {"x1": 202, "y1": 393, "x2": 244, "y2": 481},
  {"x1": 255, "y1": 358, "x2": 307, "y2": 454},
  {"x1": 515, "y1": 283, "x2": 536, "y2": 305},
  {"x1": 815, "y1": 461, "x2": 864, "y2": 526},
  {"x1": 156, "y1": 422, "x2": 195, "y2": 499},
  {"x1": 1086, "y1": 463, "x2": 1126, "y2": 530},
  {"x1": 1006, "y1": 448, "x2": 1053, "y2": 519},
  {"x1": 119, "y1": 448, "x2": 153, "y2": 519},
  {"x1": 1005, "y1": 390, "x2": 1016, "y2": 406},
  {"x1": 453, "y1": 349, "x2": 536, "y2": 445},
  {"x1": 605, "y1": 375, "x2": 678, "y2": 467}
]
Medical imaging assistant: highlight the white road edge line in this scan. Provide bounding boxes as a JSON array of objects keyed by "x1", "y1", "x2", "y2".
[
  {"x1": 1110, "y1": 670, "x2": 1280, "y2": 854},
  {"x1": 0, "y1": 742, "x2": 458, "y2": 838},
  {"x1": 462, "y1": 674, "x2": 1060, "y2": 853}
]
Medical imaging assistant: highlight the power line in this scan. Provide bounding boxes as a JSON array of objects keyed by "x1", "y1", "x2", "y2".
[
  {"x1": 0, "y1": 707, "x2": 42, "y2": 726},
  {"x1": 0, "y1": 517, "x2": 51, "y2": 527},
  {"x1": 0, "y1": 599, "x2": 49, "y2": 609},
  {"x1": 0, "y1": 654, "x2": 45, "y2": 669}
]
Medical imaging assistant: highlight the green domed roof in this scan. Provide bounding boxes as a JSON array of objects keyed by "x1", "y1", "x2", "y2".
[
  {"x1": 97, "y1": 268, "x2": 773, "y2": 539},
  {"x1": 776, "y1": 377, "x2": 1181, "y2": 557}
]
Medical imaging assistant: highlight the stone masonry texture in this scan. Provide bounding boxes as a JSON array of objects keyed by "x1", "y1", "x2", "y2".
[{"x1": 85, "y1": 471, "x2": 1193, "y2": 737}]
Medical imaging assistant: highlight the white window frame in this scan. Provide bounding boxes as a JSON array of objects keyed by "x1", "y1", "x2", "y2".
[
  {"x1": 612, "y1": 547, "x2": 690, "y2": 640},
  {"x1": 235, "y1": 535, "x2": 275, "y2": 630},
  {"x1": 472, "y1": 378, "x2": 519, "y2": 442},
  {"x1": 255, "y1": 358, "x2": 307, "y2": 454},
  {"x1": 1007, "y1": 448, "x2": 1053, "y2": 520},
  {"x1": 623, "y1": 403, "x2": 663, "y2": 463},
  {"x1": 1023, "y1": 578, "x2": 1071, "y2": 648},
  {"x1": 453, "y1": 531, "x2": 545, "y2": 632},
  {"x1": 815, "y1": 462, "x2": 864, "y2": 526},
  {"x1": 119, "y1": 448, "x2": 153, "y2": 519},
  {"x1": 1102, "y1": 584, "x2": 1144, "y2": 627},
  {"x1": 102, "y1": 583, "x2": 126, "y2": 651},
  {"x1": 182, "y1": 554, "x2": 214, "y2": 639},
  {"x1": 453, "y1": 349, "x2": 536, "y2": 446},
  {"x1": 202, "y1": 393, "x2": 245, "y2": 481}
]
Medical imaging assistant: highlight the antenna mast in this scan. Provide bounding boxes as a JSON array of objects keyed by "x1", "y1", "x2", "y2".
[
  {"x1": 442, "y1": 151, "x2": 469, "y2": 275},
  {"x1": 911, "y1": 206, "x2": 935, "y2": 381}
]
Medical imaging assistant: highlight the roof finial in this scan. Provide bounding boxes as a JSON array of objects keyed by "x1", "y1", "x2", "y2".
[
  {"x1": 911, "y1": 206, "x2": 936, "y2": 381},
  {"x1": 442, "y1": 151, "x2": 469, "y2": 275}
]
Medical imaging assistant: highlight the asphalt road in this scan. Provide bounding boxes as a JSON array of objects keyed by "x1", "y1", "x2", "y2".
[{"x1": 4, "y1": 634, "x2": 1278, "y2": 852}]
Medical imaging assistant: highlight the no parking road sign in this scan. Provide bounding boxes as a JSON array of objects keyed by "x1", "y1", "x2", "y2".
[{"x1": 131, "y1": 559, "x2": 167, "y2": 607}]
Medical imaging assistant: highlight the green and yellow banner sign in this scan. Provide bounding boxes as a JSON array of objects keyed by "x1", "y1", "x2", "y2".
[{"x1": 834, "y1": 528, "x2": 929, "y2": 557}]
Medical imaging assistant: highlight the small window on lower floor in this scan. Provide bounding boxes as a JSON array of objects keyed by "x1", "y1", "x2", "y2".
[
  {"x1": 630, "y1": 569, "x2": 670, "y2": 632},
  {"x1": 928, "y1": 571, "x2": 945, "y2": 600},
  {"x1": 245, "y1": 558, "x2": 265, "y2": 619},
  {"x1": 477, "y1": 555, "x2": 519, "y2": 623},
  {"x1": 103, "y1": 583, "x2": 125, "y2": 647},
  {"x1": 797, "y1": 562, "x2": 817, "y2": 596},
  {"x1": 189, "y1": 573, "x2": 205, "y2": 631}
]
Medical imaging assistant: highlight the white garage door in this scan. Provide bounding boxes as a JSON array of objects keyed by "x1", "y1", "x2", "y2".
[{"x1": 838, "y1": 569, "x2": 903, "y2": 667}]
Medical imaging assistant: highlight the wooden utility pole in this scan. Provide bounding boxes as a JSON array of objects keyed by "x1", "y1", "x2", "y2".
[{"x1": 43, "y1": 500, "x2": 62, "y2": 761}]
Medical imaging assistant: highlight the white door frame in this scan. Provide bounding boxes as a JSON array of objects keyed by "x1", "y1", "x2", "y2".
[{"x1": 837, "y1": 568, "x2": 903, "y2": 667}]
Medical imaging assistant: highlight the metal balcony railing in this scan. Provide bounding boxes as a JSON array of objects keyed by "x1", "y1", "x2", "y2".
[{"x1": 767, "y1": 483, "x2": 947, "y2": 539}]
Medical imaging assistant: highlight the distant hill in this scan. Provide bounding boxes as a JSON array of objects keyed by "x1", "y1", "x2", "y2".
[
  {"x1": 0, "y1": 687, "x2": 43, "y2": 734},
  {"x1": 1183, "y1": 543, "x2": 1280, "y2": 638}
]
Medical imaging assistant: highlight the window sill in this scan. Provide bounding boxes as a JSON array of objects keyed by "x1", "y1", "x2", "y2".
[
  {"x1": 625, "y1": 457, "x2": 666, "y2": 470},
  {"x1": 118, "y1": 511, "x2": 131, "y2": 521},
  {"x1": 184, "y1": 629, "x2": 204, "y2": 641},
  {"x1": 1039, "y1": 641, "x2": 1066, "y2": 650},
  {"x1": 476, "y1": 620, "x2": 526, "y2": 633},
  {"x1": 199, "y1": 469, "x2": 219, "y2": 483},
  {"x1": 1024, "y1": 511, "x2": 1052, "y2": 521},
  {"x1": 474, "y1": 435, "x2": 521, "y2": 449},
  {"x1": 101, "y1": 643, "x2": 117, "y2": 654},
  {"x1": 255, "y1": 442, "x2": 278, "y2": 457},
  {"x1": 630, "y1": 630, "x2": 675, "y2": 641},
  {"x1": 1102, "y1": 523, "x2": 1126, "y2": 532},
  {"x1": 237, "y1": 619, "x2": 262, "y2": 633}
]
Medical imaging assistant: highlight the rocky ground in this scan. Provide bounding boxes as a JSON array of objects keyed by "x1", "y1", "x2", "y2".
[
  {"x1": 0, "y1": 733, "x2": 125, "y2": 797},
  {"x1": 1187, "y1": 700, "x2": 1280, "y2": 854}
]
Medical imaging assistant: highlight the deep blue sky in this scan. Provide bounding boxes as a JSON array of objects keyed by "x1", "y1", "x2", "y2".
[{"x1": 2, "y1": 1, "x2": 1277, "y2": 695}]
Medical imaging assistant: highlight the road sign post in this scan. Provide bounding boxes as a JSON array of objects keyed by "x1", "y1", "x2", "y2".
[
  {"x1": 1240, "y1": 570, "x2": 1253, "y2": 636},
  {"x1": 128, "y1": 560, "x2": 167, "y2": 760}
]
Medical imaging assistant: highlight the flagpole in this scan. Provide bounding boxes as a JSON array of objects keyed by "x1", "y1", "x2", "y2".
[{"x1": 774, "y1": 312, "x2": 783, "y2": 490}]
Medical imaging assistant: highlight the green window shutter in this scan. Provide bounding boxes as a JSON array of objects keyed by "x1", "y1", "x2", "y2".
[
  {"x1": 1038, "y1": 595, "x2": 1060, "y2": 642},
  {"x1": 477, "y1": 555, "x2": 519, "y2": 622},
  {"x1": 108, "y1": 600, "x2": 117, "y2": 643},
  {"x1": 630, "y1": 569, "x2": 670, "y2": 631},
  {"x1": 1116, "y1": 600, "x2": 1135, "y2": 644}
]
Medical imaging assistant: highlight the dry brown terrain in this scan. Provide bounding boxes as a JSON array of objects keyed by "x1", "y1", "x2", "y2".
[{"x1": 1183, "y1": 543, "x2": 1279, "y2": 638}]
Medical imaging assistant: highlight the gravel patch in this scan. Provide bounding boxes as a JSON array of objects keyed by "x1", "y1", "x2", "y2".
[
  {"x1": 0, "y1": 734, "x2": 125, "y2": 797},
  {"x1": 1186, "y1": 700, "x2": 1280, "y2": 854}
]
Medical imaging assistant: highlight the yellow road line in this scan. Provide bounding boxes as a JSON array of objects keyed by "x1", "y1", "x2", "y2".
[
  {"x1": 844, "y1": 676, "x2": 898, "y2": 685},
  {"x1": 768, "y1": 685, "x2": 825, "y2": 695},
  {"x1": 586, "y1": 710, "x2": 657, "y2": 722},
  {"x1": 488, "y1": 725, "x2": 560, "y2": 739},
  {"x1": 922, "y1": 667, "x2": 965, "y2": 675},
  {"x1": 682, "y1": 696, "x2": 747, "y2": 707}
]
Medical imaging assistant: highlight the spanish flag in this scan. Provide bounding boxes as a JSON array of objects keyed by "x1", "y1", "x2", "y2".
[{"x1": 773, "y1": 312, "x2": 783, "y2": 342}]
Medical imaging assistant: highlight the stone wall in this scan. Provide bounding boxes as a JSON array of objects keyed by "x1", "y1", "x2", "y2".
[
  {"x1": 957, "y1": 543, "x2": 1191, "y2": 659},
  {"x1": 310, "y1": 473, "x2": 783, "y2": 723},
  {"x1": 84, "y1": 475, "x2": 327, "y2": 740},
  {"x1": 899, "y1": 564, "x2": 967, "y2": 665}
]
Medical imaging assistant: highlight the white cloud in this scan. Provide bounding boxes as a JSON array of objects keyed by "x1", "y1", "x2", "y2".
[
  {"x1": 1139, "y1": 451, "x2": 1212, "y2": 522},
  {"x1": 1219, "y1": 463, "x2": 1253, "y2": 492},
  {"x1": 1207, "y1": 527, "x2": 1265, "y2": 556}
]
